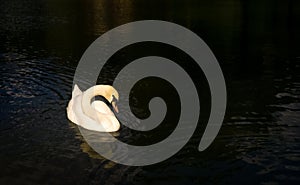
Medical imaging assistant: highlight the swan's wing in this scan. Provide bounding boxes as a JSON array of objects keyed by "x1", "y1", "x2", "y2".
[
  {"x1": 91, "y1": 101, "x2": 115, "y2": 116},
  {"x1": 74, "y1": 100, "x2": 119, "y2": 132},
  {"x1": 72, "y1": 84, "x2": 82, "y2": 98}
]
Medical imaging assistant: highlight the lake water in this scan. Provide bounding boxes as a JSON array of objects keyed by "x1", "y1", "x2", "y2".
[{"x1": 0, "y1": 0, "x2": 299, "y2": 184}]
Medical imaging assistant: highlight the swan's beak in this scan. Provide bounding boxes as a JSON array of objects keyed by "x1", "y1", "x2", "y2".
[{"x1": 112, "y1": 102, "x2": 119, "y2": 113}]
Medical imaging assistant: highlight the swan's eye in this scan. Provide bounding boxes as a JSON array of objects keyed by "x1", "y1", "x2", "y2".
[{"x1": 112, "y1": 95, "x2": 118, "y2": 102}]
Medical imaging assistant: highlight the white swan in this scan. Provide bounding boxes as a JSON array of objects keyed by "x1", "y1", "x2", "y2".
[{"x1": 67, "y1": 84, "x2": 120, "y2": 132}]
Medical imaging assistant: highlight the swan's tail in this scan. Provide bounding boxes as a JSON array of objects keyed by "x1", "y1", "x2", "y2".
[{"x1": 72, "y1": 84, "x2": 82, "y2": 98}]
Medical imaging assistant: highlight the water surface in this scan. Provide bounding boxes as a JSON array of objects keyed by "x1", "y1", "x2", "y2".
[{"x1": 0, "y1": 0, "x2": 299, "y2": 184}]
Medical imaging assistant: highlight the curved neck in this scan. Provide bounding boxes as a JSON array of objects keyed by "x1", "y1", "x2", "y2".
[{"x1": 81, "y1": 85, "x2": 112, "y2": 120}]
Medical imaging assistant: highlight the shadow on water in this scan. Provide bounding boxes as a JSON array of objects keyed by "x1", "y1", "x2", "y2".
[{"x1": 0, "y1": 0, "x2": 299, "y2": 184}]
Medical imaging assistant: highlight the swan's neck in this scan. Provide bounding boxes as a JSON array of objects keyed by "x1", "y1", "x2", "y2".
[{"x1": 81, "y1": 85, "x2": 113, "y2": 120}]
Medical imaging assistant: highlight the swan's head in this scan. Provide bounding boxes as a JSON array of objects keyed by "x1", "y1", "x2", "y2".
[
  {"x1": 83, "y1": 85, "x2": 120, "y2": 114},
  {"x1": 102, "y1": 85, "x2": 119, "y2": 113}
]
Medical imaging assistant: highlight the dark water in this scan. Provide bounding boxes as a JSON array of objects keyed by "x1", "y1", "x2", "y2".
[{"x1": 0, "y1": 0, "x2": 300, "y2": 184}]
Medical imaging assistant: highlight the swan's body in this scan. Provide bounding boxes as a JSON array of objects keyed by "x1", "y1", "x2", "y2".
[{"x1": 67, "y1": 84, "x2": 120, "y2": 132}]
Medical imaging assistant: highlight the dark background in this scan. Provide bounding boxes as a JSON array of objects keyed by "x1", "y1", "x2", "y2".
[{"x1": 0, "y1": 0, "x2": 299, "y2": 184}]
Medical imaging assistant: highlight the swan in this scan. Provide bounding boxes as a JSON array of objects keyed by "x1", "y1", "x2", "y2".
[{"x1": 67, "y1": 84, "x2": 120, "y2": 132}]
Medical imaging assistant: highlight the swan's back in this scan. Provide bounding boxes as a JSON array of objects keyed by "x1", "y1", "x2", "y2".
[
  {"x1": 72, "y1": 84, "x2": 82, "y2": 98},
  {"x1": 66, "y1": 84, "x2": 82, "y2": 123}
]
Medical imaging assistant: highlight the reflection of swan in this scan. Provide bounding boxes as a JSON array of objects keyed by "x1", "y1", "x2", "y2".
[
  {"x1": 67, "y1": 117, "x2": 119, "y2": 169},
  {"x1": 67, "y1": 84, "x2": 120, "y2": 132}
]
